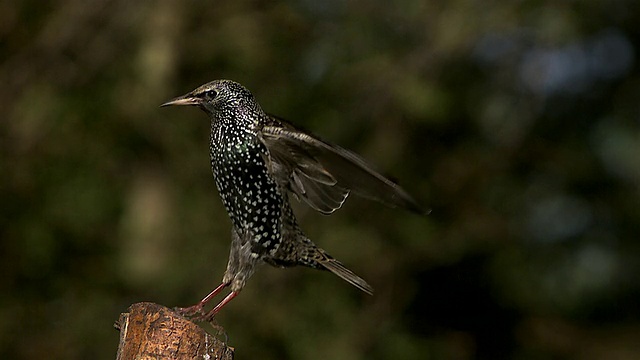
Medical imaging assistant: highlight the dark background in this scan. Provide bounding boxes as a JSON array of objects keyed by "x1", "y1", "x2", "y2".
[{"x1": 2, "y1": 1, "x2": 639, "y2": 359}]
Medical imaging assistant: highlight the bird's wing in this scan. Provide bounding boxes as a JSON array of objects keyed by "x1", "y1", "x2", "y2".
[{"x1": 259, "y1": 117, "x2": 425, "y2": 215}]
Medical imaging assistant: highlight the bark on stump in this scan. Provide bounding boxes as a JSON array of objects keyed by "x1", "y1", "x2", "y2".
[{"x1": 114, "y1": 302, "x2": 234, "y2": 360}]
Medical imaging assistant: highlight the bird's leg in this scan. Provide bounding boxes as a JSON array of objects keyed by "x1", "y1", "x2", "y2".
[
  {"x1": 177, "y1": 230, "x2": 243, "y2": 317},
  {"x1": 202, "y1": 291, "x2": 239, "y2": 321},
  {"x1": 200, "y1": 242, "x2": 259, "y2": 320},
  {"x1": 175, "y1": 282, "x2": 228, "y2": 317}
]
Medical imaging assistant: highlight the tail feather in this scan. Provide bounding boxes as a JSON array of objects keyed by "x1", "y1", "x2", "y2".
[{"x1": 320, "y1": 257, "x2": 374, "y2": 295}]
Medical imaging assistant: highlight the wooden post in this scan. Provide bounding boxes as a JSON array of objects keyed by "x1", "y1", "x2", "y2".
[{"x1": 114, "y1": 302, "x2": 234, "y2": 360}]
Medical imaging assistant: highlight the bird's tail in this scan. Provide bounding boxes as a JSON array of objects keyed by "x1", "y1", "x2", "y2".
[{"x1": 319, "y1": 255, "x2": 374, "y2": 295}]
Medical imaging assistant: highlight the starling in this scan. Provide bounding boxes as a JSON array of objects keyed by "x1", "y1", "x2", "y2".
[{"x1": 162, "y1": 80, "x2": 425, "y2": 320}]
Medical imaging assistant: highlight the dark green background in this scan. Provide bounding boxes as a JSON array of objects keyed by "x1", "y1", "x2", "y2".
[{"x1": 2, "y1": 1, "x2": 639, "y2": 359}]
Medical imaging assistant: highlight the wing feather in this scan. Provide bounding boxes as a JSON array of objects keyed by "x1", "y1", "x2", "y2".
[{"x1": 259, "y1": 117, "x2": 425, "y2": 214}]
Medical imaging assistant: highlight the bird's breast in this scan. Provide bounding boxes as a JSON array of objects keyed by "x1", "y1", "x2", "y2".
[{"x1": 209, "y1": 131, "x2": 284, "y2": 254}]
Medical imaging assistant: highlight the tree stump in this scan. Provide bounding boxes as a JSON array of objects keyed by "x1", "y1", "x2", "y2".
[{"x1": 114, "y1": 302, "x2": 234, "y2": 360}]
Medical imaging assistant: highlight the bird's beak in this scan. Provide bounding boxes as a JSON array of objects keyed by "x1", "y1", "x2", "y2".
[{"x1": 160, "y1": 94, "x2": 199, "y2": 107}]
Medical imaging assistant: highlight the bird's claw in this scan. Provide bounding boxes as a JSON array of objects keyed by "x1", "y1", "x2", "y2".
[
  {"x1": 173, "y1": 304, "x2": 205, "y2": 318},
  {"x1": 188, "y1": 311, "x2": 212, "y2": 322}
]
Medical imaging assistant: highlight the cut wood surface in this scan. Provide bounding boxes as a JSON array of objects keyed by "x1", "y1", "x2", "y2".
[{"x1": 114, "y1": 302, "x2": 234, "y2": 360}]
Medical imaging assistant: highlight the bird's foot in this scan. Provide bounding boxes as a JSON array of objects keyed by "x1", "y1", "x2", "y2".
[
  {"x1": 190, "y1": 311, "x2": 213, "y2": 323},
  {"x1": 190, "y1": 290, "x2": 239, "y2": 322},
  {"x1": 174, "y1": 282, "x2": 230, "y2": 318},
  {"x1": 192, "y1": 314, "x2": 229, "y2": 343},
  {"x1": 191, "y1": 306, "x2": 219, "y2": 323},
  {"x1": 173, "y1": 303, "x2": 205, "y2": 318}
]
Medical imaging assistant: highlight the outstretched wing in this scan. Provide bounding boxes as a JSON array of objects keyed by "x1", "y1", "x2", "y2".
[{"x1": 259, "y1": 116, "x2": 425, "y2": 215}]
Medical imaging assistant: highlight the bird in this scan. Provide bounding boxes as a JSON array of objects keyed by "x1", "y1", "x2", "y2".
[{"x1": 161, "y1": 79, "x2": 425, "y2": 321}]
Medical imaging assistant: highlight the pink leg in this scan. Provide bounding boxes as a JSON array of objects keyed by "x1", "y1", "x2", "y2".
[
  {"x1": 175, "y1": 282, "x2": 228, "y2": 316},
  {"x1": 203, "y1": 291, "x2": 239, "y2": 321}
]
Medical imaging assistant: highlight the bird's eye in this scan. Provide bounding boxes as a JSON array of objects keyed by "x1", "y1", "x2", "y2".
[{"x1": 203, "y1": 90, "x2": 218, "y2": 99}]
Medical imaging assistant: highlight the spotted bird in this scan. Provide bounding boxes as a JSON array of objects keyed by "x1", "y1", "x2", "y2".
[{"x1": 162, "y1": 80, "x2": 425, "y2": 320}]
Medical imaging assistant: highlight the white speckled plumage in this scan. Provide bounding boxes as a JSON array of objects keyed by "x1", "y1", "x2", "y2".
[{"x1": 162, "y1": 80, "x2": 425, "y2": 320}]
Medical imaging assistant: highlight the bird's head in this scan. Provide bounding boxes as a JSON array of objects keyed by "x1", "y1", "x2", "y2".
[{"x1": 161, "y1": 79, "x2": 258, "y2": 116}]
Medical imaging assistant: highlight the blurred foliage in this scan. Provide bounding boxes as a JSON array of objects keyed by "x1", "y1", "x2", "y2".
[{"x1": 1, "y1": 0, "x2": 640, "y2": 359}]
